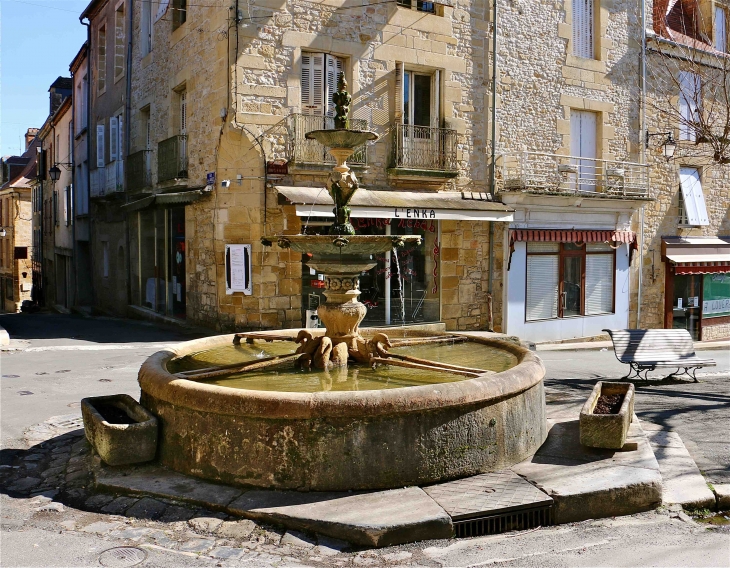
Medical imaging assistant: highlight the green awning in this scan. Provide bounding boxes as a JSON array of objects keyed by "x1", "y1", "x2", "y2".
[{"x1": 121, "y1": 190, "x2": 205, "y2": 212}]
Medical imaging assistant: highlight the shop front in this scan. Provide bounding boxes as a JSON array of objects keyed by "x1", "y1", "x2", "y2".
[
  {"x1": 274, "y1": 186, "x2": 514, "y2": 329},
  {"x1": 663, "y1": 237, "x2": 730, "y2": 341}
]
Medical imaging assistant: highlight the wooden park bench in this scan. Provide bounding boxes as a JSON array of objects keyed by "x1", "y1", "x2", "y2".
[{"x1": 603, "y1": 328, "x2": 716, "y2": 382}]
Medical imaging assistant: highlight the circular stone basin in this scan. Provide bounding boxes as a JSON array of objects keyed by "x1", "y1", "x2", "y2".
[
  {"x1": 275, "y1": 234, "x2": 423, "y2": 256},
  {"x1": 139, "y1": 330, "x2": 547, "y2": 491}
]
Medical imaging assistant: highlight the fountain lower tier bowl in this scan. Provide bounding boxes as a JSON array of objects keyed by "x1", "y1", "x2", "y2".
[
  {"x1": 138, "y1": 329, "x2": 547, "y2": 491},
  {"x1": 304, "y1": 129, "x2": 378, "y2": 149},
  {"x1": 272, "y1": 234, "x2": 422, "y2": 256}
]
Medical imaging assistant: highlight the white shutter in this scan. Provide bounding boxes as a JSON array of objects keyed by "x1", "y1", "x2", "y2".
[
  {"x1": 573, "y1": 0, "x2": 594, "y2": 58},
  {"x1": 300, "y1": 53, "x2": 325, "y2": 116},
  {"x1": 155, "y1": 0, "x2": 169, "y2": 22},
  {"x1": 117, "y1": 114, "x2": 123, "y2": 160},
  {"x1": 325, "y1": 55, "x2": 343, "y2": 117},
  {"x1": 679, "y1": 167, "x2": 709, "y2": 226},
  {"x1": 679, "y1": 71, "x2": 699, "y2": 142},
  {"x1": 526, "y1": 254, "x2": 559, "y2": 321},
  {"x1": 96, "y1": 124, "x2": 105, "y2": 167},
  {"x1": 431, "y1": 69, "x2": 440, "y2": 128},
  {"x1": 585, "y1": 254, "x2": 614, "y2": 315},
  {"x1": 570, "y1": 110, "x2": 597, "y2": 191},
  {"x1": 395, "y1": 62, "x2": 404, "y2": 123},
  {"x1": 109, "y1": 117, "x2": 118, "y2": 161},
  {"x1": 716, "y1": 7, "x2": 727, "y2": 52}
]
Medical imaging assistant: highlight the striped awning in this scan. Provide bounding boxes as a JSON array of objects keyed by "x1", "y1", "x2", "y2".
[
  {"x1": 509, "y1": 229, "x2": 636, "y2": 245},
  {"x1": 673, "y1": 262, "x2": 730, "y2": 275},
  {"x1": 663, "y1": 237, "x2": 730, "y2": 274}
]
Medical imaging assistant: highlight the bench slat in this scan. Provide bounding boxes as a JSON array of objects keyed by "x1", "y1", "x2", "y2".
[{"x1": 603, "y1": 328, "x2": 716, "y2": 369}]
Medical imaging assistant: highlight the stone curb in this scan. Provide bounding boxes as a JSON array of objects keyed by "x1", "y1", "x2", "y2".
[{"x1": 0, "y1": 323, "x2": 9, "y2": 346}]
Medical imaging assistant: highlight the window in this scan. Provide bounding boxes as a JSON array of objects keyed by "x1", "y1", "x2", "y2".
[
  {"x1": 110, "y1": 113, "x2": 123, "y2": 161},
  {"x1": 98, "y1": 24, "x2": 107, "y2": 93},
  {"x1": 64, "y1": 185, "x2": 72, "y2": 226},
  {"x1": 678, "y1": 167, "x2": 709, "y2": 226},
  {"x1": 300, "y1": 53, "x2": 345, "y2": 116},
  {"x1": 525, "y1": 241, "x2": 615, "y2": 321},
  {"x1": 76, "y1": 162, "x2": 88, "y2": 216},
  {"x1": 715, "y1": 7, "x2": 727, "y2": 52},
  {"x1": 141, "y1": 107, "x2": 151, "y2": 150},
  {"x1": 397, "y1": 0, "x2": 437, "y2": 14},
  {"x1": 141, "y1": 0, "x2": 153, "y2": 55},
  {"x1": 14, "y1": 247, "x2": 28, "y2": 260},
  {"x1": 114, "y1": 3, "x2": 125, "y2": 80},
  {"x1": 403, "y1": 70, "x2": 438, "y2": 128},
  {"x1": 679, "y1": 71, "x2": 700, "y2": 141},
  {"x1": 96, "y1": 122, "x2": 105, "y2": 167},
  {"x1": 572, "y1": 0, "x2": 594, "y2": 59},
  {"x1": 172, "y1": 0, "x2": 186, "y2": 30},
  {"x1": 53, "y1": 190, "x2": 58, "y2": 226},
  {"x1": 180, "y1": 90, "x2": 187, "y2": 134},
  {"x1": 570, "y1": 110, "x2": 598, "y2": 192}
]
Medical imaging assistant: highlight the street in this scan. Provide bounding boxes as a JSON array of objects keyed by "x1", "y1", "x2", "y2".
[{"x1": 1, "y1": 314, "x2": 729, "y2": 567}]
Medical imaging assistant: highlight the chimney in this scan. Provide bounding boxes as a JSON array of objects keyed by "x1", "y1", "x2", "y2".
[{"x1": 25, "y1": 128, "x2": 39, "y2": 150}]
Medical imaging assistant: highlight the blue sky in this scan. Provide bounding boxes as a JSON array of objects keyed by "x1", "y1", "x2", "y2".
[{"x1": 1, "y1": 0, "x2": 89, "y2": 156}]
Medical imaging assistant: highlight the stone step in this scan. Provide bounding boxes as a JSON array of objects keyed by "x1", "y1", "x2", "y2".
[{"x1": 641, "y1": 423, "x2": 716, "y2": 510}]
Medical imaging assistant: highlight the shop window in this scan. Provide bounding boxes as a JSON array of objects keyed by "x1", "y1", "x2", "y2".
[
  {"x1": 672, "y1": 274, "x2": 702, "y2": 340},
  {"x1": 572, "y1": 0, "x2": 595, "y2": 59},
  {"x1": 301, "y1": 217, "x2": 440, "y2": 327},
  {"x1": 703, "y1": 273, "x2": 730, "y2": 319},
  {"x1": 678, "y1": 167, "x2": 709, "y2": 226},
  {"x1": 525, "y1": 241, "x2": 615, "y2": 322}
]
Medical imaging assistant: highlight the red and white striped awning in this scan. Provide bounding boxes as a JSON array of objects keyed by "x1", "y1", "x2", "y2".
[
  {"x1": 663, "y1": 237, "x2": 730, "y2": 275},
  {"x1": 509, "y1": 229, "x2": 636, "y2": 245}
]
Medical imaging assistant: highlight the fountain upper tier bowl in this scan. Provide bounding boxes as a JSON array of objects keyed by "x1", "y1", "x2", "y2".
[
  {"x1": 304, "y1": 128, "x2": 378, "y2": 149},
  {"x1": 275, "y1": 234, "x2": 422, "y2": 256}
]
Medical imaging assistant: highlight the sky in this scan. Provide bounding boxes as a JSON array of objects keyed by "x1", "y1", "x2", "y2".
[{"x1": 1, "y1": 0, "x2": 90, "y2": 157}]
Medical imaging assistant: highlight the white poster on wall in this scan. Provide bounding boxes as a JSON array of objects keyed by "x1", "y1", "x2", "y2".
[{"x1": 225, "y1": 244, "x2": 252, "y2": 295}]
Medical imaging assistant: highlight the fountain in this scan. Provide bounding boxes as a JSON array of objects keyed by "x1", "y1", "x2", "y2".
[{"x1": 137, "y1": 75, "x2": 547, "y2": 491}]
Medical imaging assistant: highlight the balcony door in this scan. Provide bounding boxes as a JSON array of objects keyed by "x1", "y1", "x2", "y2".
[
  {"x1": 300, "y1": 53, "x2": 345, "y2": 162},
  {"x1": 570, "y1": 110, "x2": 597, "y2": 192},
  {"x1": 402, "y1": 70, "x2": 440, "y2": 168}
]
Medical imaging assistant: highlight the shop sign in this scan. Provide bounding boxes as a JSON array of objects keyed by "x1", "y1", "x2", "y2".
[{"x1": 393, "y1": 208, "x2": 437, "y2": 219}]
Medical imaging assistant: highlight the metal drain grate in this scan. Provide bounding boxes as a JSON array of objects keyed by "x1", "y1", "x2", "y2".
[
  {"x1": 453, "y1": 504, "x2": 554, "y2": 538},
  {"x1": 98, "y1": 547, "x2": 147, "y2": 567}
]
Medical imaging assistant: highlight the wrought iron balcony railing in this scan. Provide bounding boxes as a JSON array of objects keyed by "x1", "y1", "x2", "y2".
[
  {"x1": 126, "y1": 150, "x2": 152, "y2": 192},
  {"x1": 496, "y1": 152, "x2": 649, "y2": 197},
  {"x1": 391, "y1": 123, "x2": 458, "y2": 172},
  {"x1": 158, "y1": 135, "x2": 188, "y2": 183},
  {"x1": 90, "y1": 161, "x2": 124, "y2": 198},
  {"x1": 288, "y1": 114, "x2": 367, "y2": 166}
]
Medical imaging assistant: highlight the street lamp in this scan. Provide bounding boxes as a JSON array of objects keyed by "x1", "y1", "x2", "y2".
[
  {"x1": 646, "y1": 131, "x2": 676, "y2": 161},
  {"x1": 0, "y1": 228, "x2": 6, "y2": 238},
  {"x1": 49, "y1": 165, "x2": 61, "y2": 182}
]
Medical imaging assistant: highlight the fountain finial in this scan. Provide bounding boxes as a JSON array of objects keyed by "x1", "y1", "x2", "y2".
[{"x1": 332, "y1": 73, "x2": 351, "y2": 130}]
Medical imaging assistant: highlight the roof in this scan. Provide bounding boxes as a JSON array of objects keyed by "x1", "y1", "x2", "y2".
[
  {"x1": 80, "y1": 0, "x2": 108, "y2": 21},
  {"x1": 70, "y1": 42, "x2": 89, "y2": 74},
  {"x1": 1, "y1": 137, "x2": 40, "y2": 191},
  {"x1": 50, "y1": 77, "x2": 73, "y2": 91}
]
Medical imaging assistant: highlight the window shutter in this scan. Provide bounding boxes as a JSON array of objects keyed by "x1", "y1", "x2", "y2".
[
  {"x1": 96, "y1": 124, "x2": 105, "y2": 168},
  {"x1": 395, "y1": 62, "x2": 404, "y2": 123},
  {"x1": 155, "y1": 0, "x2": 169, "y2": 22},
  {"x1": 180, "y1": 91, "x2": 187, "y2": 134},
  {"x1": 716, "y1": 7, "x2": 727, "y2": 52},
  {"x1": 679, "y1": 167, "x2": 709, "y2": 226},
  {"x1": 117, "y1": 114, "x2": 124, "y2": 160},
  {"x1": 526, "y1": 254, "x2": 559, "y2": 321},
  {"x1": 585, "y1": 254, "x2": 614, "y2": 315},
  {"x1": 312, "y1": 54, "x2": 324, "y2": 115},
  {"x1": 431, "y1": 69, "x2": 440, "y2": 128},
  {"x1": 325, "y1": 55, "x2": 343, "y2": 117},
  {"x1": 679, "y1": 71, "x2": 699, "y2": 142},
  {"x1": 110, "y1": 117, "x2": 118, "y2": 161},
  {"x1": 573, "y1": 0, "x2": 594, "y2": 58}
]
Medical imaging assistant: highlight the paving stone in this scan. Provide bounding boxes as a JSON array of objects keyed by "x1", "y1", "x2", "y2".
[
  {"x1": 281, "y1": 530, "x2": 316, "y2": 548},
  {"x1": 30, "y1": 489, "x2": 58, "y2": 500},
  {"x1": 179, "y1": 537, "x2": 217, "y2": 552},
  {"x1": 111, "y1": 527, "x2": 156, "y2": 540},
  {"x1": 189, "y1": 516, "x2": 224, "y2": 533},
  {"x1": 41, "y1": 466, "x2": 65, "y2": 480},
  {"x1": 382, "y1": 551, "x2": 412, "y2": 562},
  {"x1": 34, "y1": 502, "x2": 64, "y2": 512},
  {"x1": 8, "y1": 477, "x2": 41, "y2": 492},
  {"x1": 217, "y1": 520, "x2": 256, "y2": 539},
  {"x1": 228, "y1": 487, "x2": 451, "y2": 548},
  {"x1": 84, "y1": 494, "x2": 115, "y2": 509},
  {"x1": 209, "y1": 546, "x2": 246, "y2": 560},
  {"x1": 79, "y1": 521, "x2": 126, "y2": 534},
  {"x1": 24, "y1": 454, "x2": 44, "y2": 462},
  {"x1": 126, "y1": 497, "x2": 168, "y2": 520},
  {"x1": 713, "y1": 484, "x2": 730, "y2": 509},
  {"x1": 314, "y1": 535, "x2": 350, "y2": 556},
  {"x1": 59, "y1": 520, "x2": 77, "y2": 531},
  {"x1": 100, "y1": 496, "x2": 138, "y2": 515},
  {"x1": 262, "y1": 529, "x2": 283, "y2": 544},
  {"x1": 65, "y1": 469, "x2": 88, "y2": 483},
  {"x1": 159, "y1": 505, "x2": 196, "y2": 523}
]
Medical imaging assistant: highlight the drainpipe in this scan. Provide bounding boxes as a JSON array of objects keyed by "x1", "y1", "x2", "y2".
[
  {"x1": 487, "y1": 0, "x2": 498, "y2": 331},
  {"x1": 124, "y1": 0, "x2": 134, "y2": 307},
  {"x1": 80, "y1": 16, "x2": 95, "y2": 311},
  {"x1": 637, "y1": 0, "x2": 648, "y2": 329}
]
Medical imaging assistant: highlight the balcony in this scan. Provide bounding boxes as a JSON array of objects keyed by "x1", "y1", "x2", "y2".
[
  {"x1": 288, "y1": 114, "x2": 367, "y2": 167},
  {"x1": 158, "y1": 135, "x2": 188, "y2": 183},
  {"x1": 126, "y1": 150, "x2": 152, "y2": 193},
  {"x1": 497, "y1": 152, "x2": 649, "y2": 198},
  {"x1": 389, "y1": 124, "x2": 458, "y2": 178},
  {"x1": 90, "y1": 161, "x2": 124, "y2": 198}
]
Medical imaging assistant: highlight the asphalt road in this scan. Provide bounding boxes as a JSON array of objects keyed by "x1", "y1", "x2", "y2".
[{"x1": 1, "y1": 313, "x2": 728, "y2": 567}]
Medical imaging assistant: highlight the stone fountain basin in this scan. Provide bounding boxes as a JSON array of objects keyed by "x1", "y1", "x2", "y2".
[
  {"x1": 138, "y1": 329, "x2": 547, "y2": 492},
  {"x1": 275, "y1": 234, "x2": 422, "y2": 256},
  {"x1": 305, "y1": 129, "x2": 378, "y2": 148}
]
